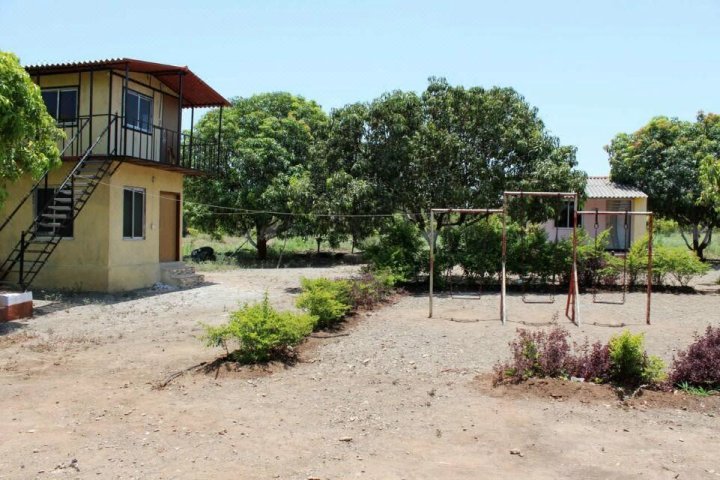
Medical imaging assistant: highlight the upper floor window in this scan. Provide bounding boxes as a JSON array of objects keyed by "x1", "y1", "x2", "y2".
[
  {"x1": 125, "y1": 89, "x2": 153, "y2": 133},
  {"x1": 41, "y1": 88, "x2": 78, "y2": 126}
]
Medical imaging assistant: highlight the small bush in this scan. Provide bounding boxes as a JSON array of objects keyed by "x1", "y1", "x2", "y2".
[
  {"x1": 495, "y1": 328, "x2": 667, "y2": 387},
  {"x1": 204, "y1": 293, "x2": 316, "y2": 363},
  {"x1": 625, "y1": 236, "x2": 709, "y2": 287},
  {"x1": 362, "y1": 219, "x2": 426, "y2": 281},
  {"x1": 567, "y1": 339, "x2": 611, "y2": 383},
  {"x1": 608, "y1": 331, "x2": 665, "y2": 385},
  {"x1": 669, "y1": 326, "x2": 720, "y2": 390},
  {"x1": 494, "y1": 327, "x2": 595, "y2": 384},
  {"x1": 296, "y1": 277, "x2": 353, "y2": 329},
  {"x1": 348, "y1": 269, "x2": 396, "y2": 309}
]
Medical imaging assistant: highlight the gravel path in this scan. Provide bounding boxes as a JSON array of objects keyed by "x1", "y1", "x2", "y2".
[{"x1": 0, "y1": 266, "x2": 719, "y2": 479}]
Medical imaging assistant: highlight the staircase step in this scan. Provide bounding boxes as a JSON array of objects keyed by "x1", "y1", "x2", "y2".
[
  {"x1": 54, "y1": 197, "x2": 72, "y2": 203},
  {"x1": 30, "y1": 237, "x2": 56, "y2": 243},
  {"x1": 37, "y1": 222, "x2": 63, "y2": 227},
  {"x1": 165, "y1": 273, "x2": 205, "y2": 288},
  {"x1": 48, "y1": 206, "x2": 72, "y2": 211},
  {"x1": 41, "y1": 213, "x2": 68, "y2": 219}
]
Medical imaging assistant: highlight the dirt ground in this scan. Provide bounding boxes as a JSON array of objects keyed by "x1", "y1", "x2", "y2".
[{"x1": 1, "y1": 266, "x2": 719, "y2": 480}]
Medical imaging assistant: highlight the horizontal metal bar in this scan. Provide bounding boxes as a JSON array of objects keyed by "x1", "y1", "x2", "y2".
[
  {"x1": 504, "y1": 191, "x2": 578, "y2": 197},
  {"x1": 577, "y1": 210, "x2": 653, "y2": 216},
  {"x1": 431, "y1": 208, "x2": 503, "y2": 214}
]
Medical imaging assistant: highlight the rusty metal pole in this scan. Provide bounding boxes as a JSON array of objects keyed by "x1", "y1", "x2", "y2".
[
  {"x1": 647, "y1": 214, "x2": 653, "y2": 325},
  {"x1": 572, "y1": 193, "x2": 580, "y2": 326},
  {"x1": 501, "y1": 193, "x2": 508, "y2": 325},
  {"x1": 429, "y1": 209, "x2": 435, "y2": 318}
]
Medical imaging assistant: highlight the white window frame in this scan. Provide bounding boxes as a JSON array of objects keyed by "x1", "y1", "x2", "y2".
[
  {"x1": 123, "y1": 187, "x2": 146, "y2": 240},
  {"x1": 41, "y1": 87, "x2": 79, "y2": 126},
  {"x1": 124, "y1": 89, "x2": 153, "y2": 134}
]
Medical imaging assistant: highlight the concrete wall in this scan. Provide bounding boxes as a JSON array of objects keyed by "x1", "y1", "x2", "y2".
[{"x1": 0, "y1": 163, "x2": 183, "y2": 292}]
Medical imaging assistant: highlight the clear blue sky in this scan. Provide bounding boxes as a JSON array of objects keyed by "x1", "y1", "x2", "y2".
[{"x1": 2, "y1": 0, "x2": 718, "y2": 175}]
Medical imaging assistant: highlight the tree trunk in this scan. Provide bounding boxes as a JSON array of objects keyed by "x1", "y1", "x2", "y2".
[
  {"x1": 316, "y1": 237, "x2": 322, "y2": 254},
  {"x1": 257, "y1": 238, "x2": 268, "y2": 260}
]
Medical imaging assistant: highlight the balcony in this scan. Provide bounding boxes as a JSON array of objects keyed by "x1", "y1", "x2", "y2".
[{"x1": 56, "y1": 114, "x2": 226, "y2": 176}]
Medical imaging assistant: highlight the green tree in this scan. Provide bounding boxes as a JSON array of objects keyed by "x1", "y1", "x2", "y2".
[
  {"x1": 297, "y1": 103, "x2": 380, "y2": 252},
  {"x1": 697, "y1": 113, "x2": 720, "y2": 214},
  {"x1": 607, "y1": 114, "x2": 720, "y2": 259},
  {"x1": 185, "y1": 93, "x2": 327, "y2": 259},
  {"x1": 363, "y1": 78, "x2": 585, "y2": 243},
  {"x1": 0, "y1": 51, "x2": 62, "y2": 206}
]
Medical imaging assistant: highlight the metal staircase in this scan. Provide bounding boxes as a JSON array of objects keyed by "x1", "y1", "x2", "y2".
[{"x1": 0, "y1": 115, "x2": 121, "y2": 290}]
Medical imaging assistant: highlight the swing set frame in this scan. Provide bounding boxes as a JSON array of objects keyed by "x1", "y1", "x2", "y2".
[
  {"x1": 427, "y1": 194, "x2": 655, "y2": 327},
  {"x1": 577, "y1": 209, "x2": 654, "y2": 325},
  {"x1": 502, "y1": 192, "x2": 580, "y2": 326}
]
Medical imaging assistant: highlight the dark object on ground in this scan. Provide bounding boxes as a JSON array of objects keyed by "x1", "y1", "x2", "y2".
[{"x1": 191, "y1": 246, "x2": 216, "y2": 262}]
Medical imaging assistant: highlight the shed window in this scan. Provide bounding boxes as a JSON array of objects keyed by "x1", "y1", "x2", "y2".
[
  {"x1": 123, "y1": 188, "x2": 145, "y2": 239},
  {"x1": 41, "y1": 88, "x2": 78, "y2": 125},
  {"x1": 555, "y1": 201, "x2": 581, "y2": 229},
  {"x1": 124, "y1": 89, "x2": 153, "y2": 133}
]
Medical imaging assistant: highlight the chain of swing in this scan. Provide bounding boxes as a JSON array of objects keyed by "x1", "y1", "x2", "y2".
[
  {"x1": 518, "y1": 194, "x2": 560, "y2": 304},
  {"x1": 591, "y1": 208, "x2": 630, "y2": 305}
]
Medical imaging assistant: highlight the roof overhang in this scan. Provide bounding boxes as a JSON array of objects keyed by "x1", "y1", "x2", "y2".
[{"x1": 26, "y1": 58, "x2": 231, "y2": 109}]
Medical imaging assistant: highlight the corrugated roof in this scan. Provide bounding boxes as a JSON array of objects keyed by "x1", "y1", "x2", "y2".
[
  {"x1": 586, "y1": 176, "x2": 647, "y2": 199},
  {"x1": 25, "y1": 58, "x2": 230, "y2": 108}
]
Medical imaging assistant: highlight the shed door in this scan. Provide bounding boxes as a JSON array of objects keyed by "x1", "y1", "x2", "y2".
[{"x1": 159, "y1": 192, "x2": 180, "y2": 262}]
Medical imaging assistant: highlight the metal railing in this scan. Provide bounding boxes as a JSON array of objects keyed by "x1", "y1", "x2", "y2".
[{"x1": 53, "y1": 114, "x2": 225, "y2": 175}]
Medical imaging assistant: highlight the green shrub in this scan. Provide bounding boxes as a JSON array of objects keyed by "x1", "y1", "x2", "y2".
[
  {"x1": 349, "y1": 268, "x2": 397, "y2": 308},
  {"x1": 608, "y1": 330, "x2": 665, "y2": 385},
  {"x1": 362, "y1": 219, "x2": 426, "y2": 281},
  {"x1": 204, "y1": 293, "x2": 316, "y2": 363},
  {"x1": 296, "y1": 277, "x2": 353, "y2": 329},
  {"x1": 625, "y1": 236, "x2": 710, "y2": 287}
]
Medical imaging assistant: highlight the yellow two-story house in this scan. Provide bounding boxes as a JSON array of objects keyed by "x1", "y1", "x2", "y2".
[{"x1": 0, "y1": 58, "x2": 230, "y2": 292}]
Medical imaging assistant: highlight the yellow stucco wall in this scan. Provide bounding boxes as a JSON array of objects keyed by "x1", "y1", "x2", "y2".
[
  {"x1": 0, "y1": 163, "x2": 183, "y2": 292},
  {"x1": 33, "y1": 70, "x2": 180, "y2": 159},
  {"x1": 107, "y1": 163, "x2": 183, "y2": 291},
  {"x1": 0, "y1": 162, "x2": 110, "y2": 291}
]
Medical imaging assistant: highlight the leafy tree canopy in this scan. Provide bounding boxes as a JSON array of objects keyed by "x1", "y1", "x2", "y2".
[
  {"x1": 607, "y1": 113, "x2": 720, "y2": 258},
  {"x1": 185, "y1": 92, "x2": 328, "y2": 259},
  {"x1": 362, "y1": 78, "x2": 586, "y2": 239},
  {"x1": 0, "y1": 51, "x2": 62, "y2": 206}
]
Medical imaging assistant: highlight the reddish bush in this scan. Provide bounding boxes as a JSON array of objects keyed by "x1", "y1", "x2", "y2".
[
  {"x1": 494, "y1": 327, "x2": 612, "y2": 385},
  {"x1": 568, "y1": 340, "x2": 611, "y2": 383},
  {"x1": 669, "y1": 326, "x2": 720, "y2": 389}
]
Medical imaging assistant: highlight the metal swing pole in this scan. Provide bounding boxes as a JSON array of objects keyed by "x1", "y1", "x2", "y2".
[
  {"x1": 572, "y1": 193, "x2": 580, "y2": 325},
  {"x1": 647, "y1": 214, "x2": 654, "y2": 325},
  {"x1": 428, "y1": 209, "x2": 435, "y2": 318},
  {"x1": 501, "y1": 194, "x2": 508, "y2": 325}
]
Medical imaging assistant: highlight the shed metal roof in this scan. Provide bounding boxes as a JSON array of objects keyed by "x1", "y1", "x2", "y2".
[
  {"x1": 26, "y1": 58, "x2": 230, "y2": 108},
  {"x1": 586, "y1": 176, "x2": 647, "y2": 199}
]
